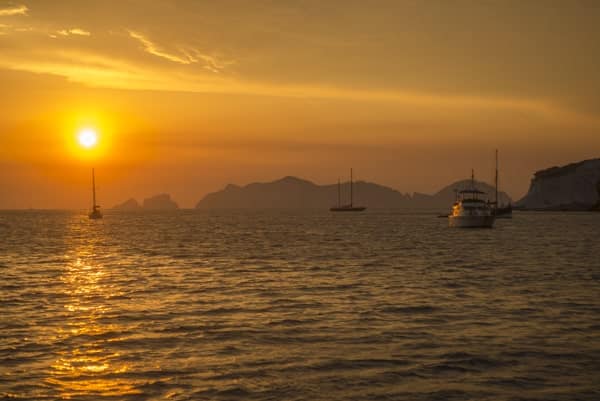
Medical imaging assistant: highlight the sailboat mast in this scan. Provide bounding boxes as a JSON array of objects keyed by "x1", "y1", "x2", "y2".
[
  {"x1": 495, "y1": 149, "x2": 499, "y2": 207},
  {"x1": 350, "y1": 168, "x2": 353, "y2": 207},
  {"x1": 92, "y1": 168, "x2": 97, "y2": 208},
  {"x1": 337, "y1": 178, "x2": 341, "y2": 207}
]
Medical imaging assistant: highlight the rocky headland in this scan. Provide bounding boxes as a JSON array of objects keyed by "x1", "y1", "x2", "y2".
[{"x1": 516, "y1": 159, "x2": 600, "y2": 211}]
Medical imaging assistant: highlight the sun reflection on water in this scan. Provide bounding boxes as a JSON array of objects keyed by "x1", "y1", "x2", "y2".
[{"x1": 46, "y1": 242, "x2": 141, "y2": 398}]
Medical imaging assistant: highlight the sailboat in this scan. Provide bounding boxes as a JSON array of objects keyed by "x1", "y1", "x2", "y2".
[
  {"x1": 88, "y1": 168, "x2": 103, "y2": 219},
  {"x1": 492, "y1": 149, "x2": 512, "y2": 218},
  {"x1": 330, "y1": 168, "x2": 366, "y2": 212}
]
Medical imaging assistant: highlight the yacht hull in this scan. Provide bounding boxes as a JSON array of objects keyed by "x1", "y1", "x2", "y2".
[{"x1": 448, "y1": 215, "x2": 495, "y2": 228}]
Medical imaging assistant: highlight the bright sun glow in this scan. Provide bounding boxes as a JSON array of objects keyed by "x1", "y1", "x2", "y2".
[{"x1": 78, "y1": 129, "x2": 98, "y2": 149}]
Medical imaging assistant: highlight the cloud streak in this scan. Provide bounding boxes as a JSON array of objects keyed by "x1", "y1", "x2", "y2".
[
  {"x1": 128, "y1": 30, "x2": 230, "y2": 73},
  {"x1": 57, "y1": 28, "x2": 90, "y2": 36},
  {"x1": 48, "y1": 28, "x2": 91, "y2": 38},
  {"x1": 128, "y1": 30, "x2": 194, "y2": 65},
  {"x1": 0, "y1": 4, "x2": 28, "y2": 16}
]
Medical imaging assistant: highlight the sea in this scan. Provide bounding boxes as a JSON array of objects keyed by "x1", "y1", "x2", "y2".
[{"x1": 1, "y1": 210, "x2": 599, "y2": 400}]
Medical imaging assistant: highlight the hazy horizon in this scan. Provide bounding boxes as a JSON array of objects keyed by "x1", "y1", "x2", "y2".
[
  {"x1": 2, "y1": 1, "x2": 600, "y2": 208},
  {"x1": 2, "y1": 172, "x2": 518, "y2": 210}
]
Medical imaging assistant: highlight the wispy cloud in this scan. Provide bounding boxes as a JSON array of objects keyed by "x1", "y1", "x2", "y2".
[
  {"x1": 128, "y1": 30, "x2": 231, "y2": 72},
  {"x1": 55, "y1": 28, "x2": 91, "y2": 37},
  {"x1": 128, "y1": 30, "x2": 193, "y2": 65},
  {"x1": 0, "y1": 22, "x2": 32, "y2": 35},
  {"x1": 67, "y1": 28, "x2": 90, "y2": 36},
  {"x1": 0, "y1": 4, "x2": 28, "y2": 16},
  {"x1": 181, "y1": 48, "x2": 234, "y2": 73}
]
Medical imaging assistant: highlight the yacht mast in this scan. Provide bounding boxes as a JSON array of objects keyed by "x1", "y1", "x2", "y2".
[
  {"x1": 495, "y1": 149, "x2": 499, "y2": 207},
  {"x1": 350, "y1": 168, "x2": 353, "y2": 207},
  {"x1": 337, "y1": 178, "x2": 341, "y2": 207}
]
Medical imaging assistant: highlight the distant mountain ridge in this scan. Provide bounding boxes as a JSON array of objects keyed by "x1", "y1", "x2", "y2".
[
  {"x1": 195, "y1": 176, "x2": 511, "y2": 210},
  {"x1": 516, "y1": 158, "x2": 600, "y2": 210},
  {"x1": 110, "y1": 158, "x2": 600, "y2": 211}
]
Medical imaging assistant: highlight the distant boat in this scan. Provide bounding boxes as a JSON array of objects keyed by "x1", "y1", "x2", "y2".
[
  {"x1": 448, "y1": 169, "x2": 495, "y2": 228},
  {"x1": 491, "y1": 149, "x2": 512, "y2": 218},
  {"x1": 88, "y1": 168, "x2": 103, "y2": 220},
  {"x1": 330, "y1": 168, "x2": 366, "y2": 212}
]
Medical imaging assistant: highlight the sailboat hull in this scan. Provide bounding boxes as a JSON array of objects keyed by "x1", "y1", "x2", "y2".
[
  {"x1": 88, "y1": 210, "x2": 103, "y2": 219},
  {"x1": 330, "y1": 206, "x2": 366, "y2": 212}
]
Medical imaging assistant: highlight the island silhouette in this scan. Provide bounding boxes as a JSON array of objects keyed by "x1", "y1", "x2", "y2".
[
  {"x1": 113, "y1": 194, "x2": 179, "y2": 210},
  {"x1": 194, "y1": 176, "x2": 511, "y2": 209},
  {"x1": 109, "y1": 158, "x2": 600, "y2": 211}
]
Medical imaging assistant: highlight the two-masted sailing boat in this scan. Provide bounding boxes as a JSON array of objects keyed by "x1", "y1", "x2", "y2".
[
  {"x1": 330, "y1": 168, "x2": 366, "y2": 212},
  {"x1": 88, "y1": 168, "x2": 103, "y2": 219}
]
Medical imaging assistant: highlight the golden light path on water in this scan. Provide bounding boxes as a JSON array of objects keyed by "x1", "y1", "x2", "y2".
[{"x1": 45, "y1": 222, "x2": 140, "y2": 398}]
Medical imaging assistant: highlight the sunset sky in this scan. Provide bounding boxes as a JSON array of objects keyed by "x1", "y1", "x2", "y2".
[{"x1": 1, "y1": 0, "x2": 599, "y2": 208}]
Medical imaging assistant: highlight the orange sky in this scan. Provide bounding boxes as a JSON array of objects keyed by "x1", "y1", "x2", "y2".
[{"x1": 1, "y1": 1, "x2": 599, "y2": 208}]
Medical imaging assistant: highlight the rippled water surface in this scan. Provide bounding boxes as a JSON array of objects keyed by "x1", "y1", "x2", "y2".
[{"x1": 1, "y1": 210, "x2": 599, "y2": 400}]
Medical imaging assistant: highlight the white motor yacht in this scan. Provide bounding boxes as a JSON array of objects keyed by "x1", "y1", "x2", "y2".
[{"x1": 448, "y1": 170, "x2": 495, "y2": 228}]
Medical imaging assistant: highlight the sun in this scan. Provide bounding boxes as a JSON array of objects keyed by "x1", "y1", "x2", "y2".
[{"x1": 78, "y1": 128, "x2": 98, "y2": 149}]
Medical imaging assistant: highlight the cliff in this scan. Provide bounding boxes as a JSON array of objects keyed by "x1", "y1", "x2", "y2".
[
  {"x1": 195, "y1": 176, "x2": 510, "y2": 209},
  {"x1": 516, "y1": 158, "x2": 600, "y2": 210},
  {"x1": 594, "y1": 180, "x2": 600, "y2": 211}
]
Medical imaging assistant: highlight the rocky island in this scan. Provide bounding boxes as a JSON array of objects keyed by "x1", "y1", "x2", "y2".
[
  {"x1": 112, "y1": 198, "x2": 142, "y2": 211},
  {"x1": 516, "y1": 158, "x2": 600, "y2": 211},
  {"x1": 143, "y1": 194, "x2": 179, "y2": 210},
  {"x1": 112, "y1": 194, "x2": 179, "y2": 210}
]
